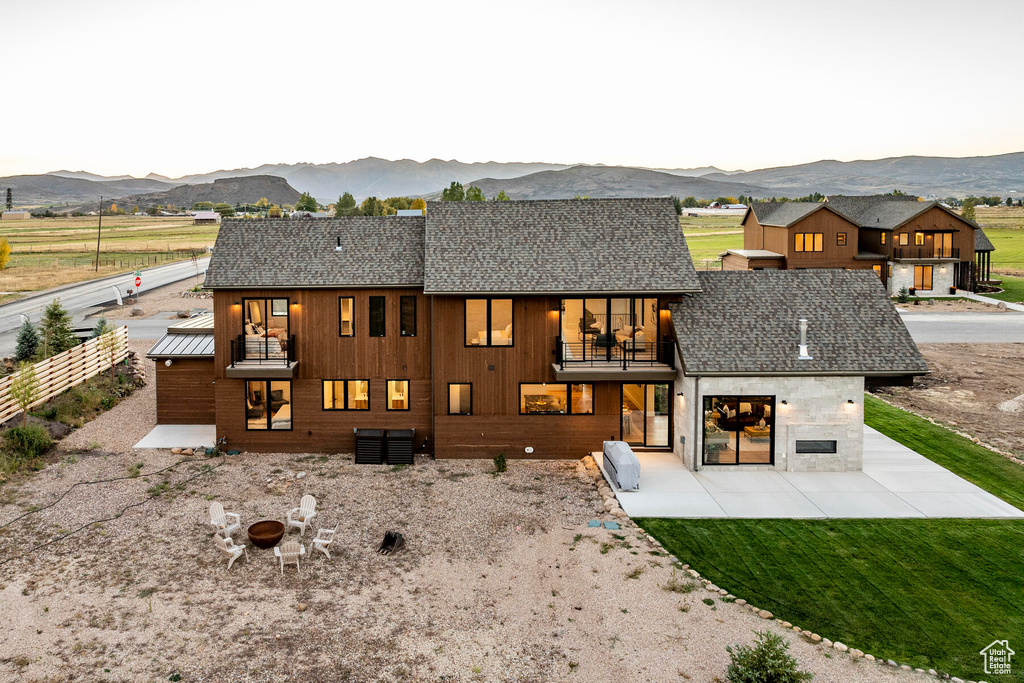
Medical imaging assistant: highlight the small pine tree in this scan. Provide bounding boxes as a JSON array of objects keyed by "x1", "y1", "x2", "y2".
[
  {"x1": 15, "y1": 320, "x2": 39, "y2": 362},
  {"x1": 90, "y1": 317, "x2": 111, "y2": 339},
  {"x1": 9, "y1": 362, "x2": 40, "y2": 427},
  {"x1": 40, "y1": 298, "x2": 77, "y2": 357},
  {"x1": 5, "y1": 188, "x2": 12, "y2": 211}
]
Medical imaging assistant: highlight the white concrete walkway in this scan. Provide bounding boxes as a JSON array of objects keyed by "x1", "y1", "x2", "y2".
[
  {"x1": 134, "y1": 424, "x2": 216, "y2": 449},
  {"x1": 598, "y1": 427, "x2": 1024, "y2": 519}
]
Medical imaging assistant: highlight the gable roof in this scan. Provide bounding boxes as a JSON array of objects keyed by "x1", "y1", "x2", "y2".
[
  {"x1": 975, "y1": 227, "x2": 995, "y2": 252},
  {"x1": 748, "y1": 202, "x2": 832, "y2": 227},
  {"x1": 669, "y1": 270, "x2": 928, "y2": 376},
  {"x1": 749, "y1": 195, "x2": 982, "y2": 233},
  {"x1": 204, "y1": 216, "x2": 425, "y2": 289},
  {"x1": 423, "y1": 198, "x2": 699, "y2": 295}
]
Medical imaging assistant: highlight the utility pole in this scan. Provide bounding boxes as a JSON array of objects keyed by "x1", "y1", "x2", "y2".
[{"x1": 95, "y1": 195, "x2": 102, "y2": 272}]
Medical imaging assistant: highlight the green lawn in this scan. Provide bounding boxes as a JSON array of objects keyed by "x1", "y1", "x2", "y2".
[
  {"x1": 683, "y1": 232, "x2": 743, "y2": 263},
  {"x1": 985, "y1": 274, "x2": 1024, "y2": 303},
  {"x1": 984, "y1": 227, "x2": 1024, "y2": 272},
  {"x1": 637, "y1": 518, "x2": 1024, "y2": 678},
  {"x1": 637, "y1": 395, "x2": 1024, "y2": 679}
]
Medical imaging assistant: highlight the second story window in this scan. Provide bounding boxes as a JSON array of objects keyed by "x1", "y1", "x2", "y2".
[
  {"x1": 369, "y1": 296, "x2": 386, "y2": 337},
  {"x1": 794, "y1": 233, "x2": 822, "y2": 252},
  {"x1": 339, "y1": 297, "x2": 354, "y2": 337},
  {"x1": 915, "y1": 232, "x2": 925, "y2": 246},
  {"x1": 880, "y1": 232, "x2": 887, "y2": 245},
  {"x1": 400, "y1": 296, "x2": 417, "y2": 337},
  {"x1": 465, "y1": 298, "x2": 513, "y2": 347},
  {"x1": 836, "y1": 232, "x2": 847, "y2": 246},
  {"x1": 899, "y1": 233, "x2": 909, "y2": 246}
]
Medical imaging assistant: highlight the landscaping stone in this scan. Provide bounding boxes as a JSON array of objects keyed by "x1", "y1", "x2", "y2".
[
  {"x1": 833, "y1": 642, "x2": 848, "y2": 652},
  {"x1": 757, "y1": 610, "x2": 773, "y2": 620},
  {"x1": 734, "y1": 598, "x2": 745, "y2": 606},
  {"x1": 295, "y1": 603, "x2": 307, "y2": 612},
  {"x1": 900, "y1": 665, "x2": 911, "y2": 671},
  {"x1": 780, "y1": 621, "x2": 792, "y2": 629},
  {"x1": 849, "y1": 648, "x2": 863, "y2": 658},
  {"x1": 887, "y1": 660, "x2": 898, "y2": 667},
  {"x1": 810, "y1": 634, "x2": 821, "y2": 643},
  {"x1": 821, "y1": 638, "x2": 832, "y2": 648},
  {"x1": 296, "y1": 472, "x2": 306, "y2": 479},
  {"x1": 171, "y1": 448, "x2": 182, "y2": 454},
  {"x1": 927, "y1": 670, "x2": 937, "y2": 677},
  {"x1": 705, "y1": 583, "x2": 719, "y2": 592},
  {"x1": 864, "y1": 654, "x2": 874, "y2": 662}
]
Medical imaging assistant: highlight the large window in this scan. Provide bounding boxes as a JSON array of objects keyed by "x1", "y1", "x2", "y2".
[
  {"x1": 703, "y1": 396, "x2": 773, "y2": 465},
  {"x1": 794, "y1": 233, "x2": 823, "y2": 252},
  {"x1": 338, "y1": 297, "x2": 354, "y2": 336},
  {"x1": 914, "y1": 265, "x2": 933, "y2": 290},
  {"x1": 387, "y1": 380, "x2": 409, "y2": 411},
  {"x1": 448, "y1": 383, "x2": 472, "y2": 415},
  {"x1": 898, "y1": 233, "x2": 909, "y2": 246},
  {"x1": 465, "y1": 298, "x2": 513, "y2": 346},
  {"x1": 559, "y1": 297, "x2": 659, "y2": 362},
  {"x1": 622, "y1": 383, "x2": 669, "y2": 447},
  {"x1": 400, "y1": 296, "x2": 416, "y2": 337},
  {"x1": 245, "y1": 380, "x2": 292, "y2": 430},
  {"x1": 322, "y1": 380, "x2": 369, "y2": 410},
  {"x1": 519, "y1": 383, "x2": 593, "y2": 415},
  {"x1": 243, "y1": 298, "x2": 289, "y2": 360},
  {"x1": 369, "y1": 296, "x2": 386, "y2": 337}
]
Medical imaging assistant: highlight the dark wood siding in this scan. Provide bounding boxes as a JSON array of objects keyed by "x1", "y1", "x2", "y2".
[
  {"x1": 213, "y1": 289, "x2": 432, "y2": 453},
  {"x1": 155, "y1": 359, "x2": 216, "y2": 424},
  {"x1": 781, "y1": 210, "x2": 862, "y2": 267},
  {"x1": 891, "y1": 206, "x2": 976, "y2": 260}
]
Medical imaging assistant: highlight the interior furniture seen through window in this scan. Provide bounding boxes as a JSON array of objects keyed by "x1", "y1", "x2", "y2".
[
  {"x1": 400, "y1": 296, "x2": 416, "y2": 337},
  {"x1": 243, "y1": 298, "x2": 289, "y2": 361},
  {"x1": 448, "y1": 383, "x2": 472, "y2": 415},
  {"x1": 322, "y1": 380, "x2": 369, "y2": 410},
  {"x1": 369, "y1": 296, "x2": 386, "y2": 337},
  {"x1": 622, "y1": 383, "x2": 669, "y2": 447},
  {"x1": 465, "y1": 299, "x2": 513, "y2": 346},
  {"x1": 703, "y1": 396, "x2": 773, "y2": 465},
  {"x1": 338, "y1": 297, "x2": 354, "y2": 336},
  {"x1": 559, "y1": 297, "x2": 659, "y2": 362},
  {"x1": 246, "y1": 380, "x2": 292, "y2": 430},
  {"x1": 914, "y1": 265, "x2": 933, "y2": 290},
  {"x1": 387, "y1": 380, "x2": 409, "y2": 410},
  {"x1": 519, "y1": 383, "x2": 594, "y2": 415},
  {"x1": 794, "y1": 233, "x2": 822, "y2": 252}
]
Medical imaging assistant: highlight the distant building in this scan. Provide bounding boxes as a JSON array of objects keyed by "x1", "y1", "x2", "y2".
[
  {"x1": 1, "y1": 210, "x2": 30, "y2": 220},
  {"x1": 397, "y1": 209, "x2": 425, "y2": 216},
  {"x1": 193, "y1": 211, "x2": 221, "y2": 224}
]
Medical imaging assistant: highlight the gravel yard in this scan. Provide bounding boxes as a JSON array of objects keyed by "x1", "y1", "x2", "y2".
[{"x1": 0, "y1": 377, "x2": 918, "y2": 682}]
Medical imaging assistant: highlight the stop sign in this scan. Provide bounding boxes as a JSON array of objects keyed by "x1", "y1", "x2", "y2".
[{"x1": 135, "y1": 276, "x2": 141, "y2": 287}]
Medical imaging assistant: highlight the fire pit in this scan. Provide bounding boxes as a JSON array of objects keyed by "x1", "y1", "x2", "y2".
[{"x1": 247, "y1": 520, "x2": 285, "y2": 549}]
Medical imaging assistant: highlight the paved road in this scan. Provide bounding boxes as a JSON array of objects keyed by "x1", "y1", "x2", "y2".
[
  {"x1": 0, "y1": 258, "x2": 209, "y2": 334},
  {"x1": 900, "y1": 311, "x2": 1024, "y2": 343}
]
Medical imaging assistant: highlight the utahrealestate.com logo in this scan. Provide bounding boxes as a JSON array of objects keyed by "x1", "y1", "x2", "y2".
[{"x1": 980, "y1": 640, "x2": 1014, "y2": 675}]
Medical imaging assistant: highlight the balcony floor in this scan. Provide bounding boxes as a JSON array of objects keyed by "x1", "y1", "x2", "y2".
[
  {"x1": 225, "y1": 360, "x2": 298, "y2": 379},
  {"x1": 552, "y1": 362, "x2": 676, "y2": 382}
]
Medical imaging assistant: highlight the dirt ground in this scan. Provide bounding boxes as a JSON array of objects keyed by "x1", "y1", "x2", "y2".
[
  {"x1": 0, "y1": 394, "x2": 917, "y2": 682},
  {"x1": 874, "y1": 343, "x2": 1024, "y2": 458},
  {"x1": 895, "y1": 298, "x2": 1016, "y2": 313}
]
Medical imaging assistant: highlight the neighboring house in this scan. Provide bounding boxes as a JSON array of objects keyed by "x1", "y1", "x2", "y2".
[
  {"x1": 147, "y1": 198, "x2": 926, "y2": 470},
  {"x1": 1, "y1": 210, "x2": 30, "y2": 220},
  {"x1": 726, "y1": 195, "x2": 990, "y2": 293},
  {"x1": 193, "y1": 211, "x2": 221, "y2": 224}
]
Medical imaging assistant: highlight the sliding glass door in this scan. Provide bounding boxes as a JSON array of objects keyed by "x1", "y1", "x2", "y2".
[
  {"x1": 702, "y1": 396, "x2": 774, "y2": 465},
  {"x1": 622, "y1": 383, "x2": 670, "y2": 447}
]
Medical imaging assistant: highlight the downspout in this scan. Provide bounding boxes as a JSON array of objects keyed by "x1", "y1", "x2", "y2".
[
  {"x1": 430, "y1": 294, "x2": 435, "y2": 459},
  {"x1": 692, "y1": 375, "x2": 700, "y2": 472}
]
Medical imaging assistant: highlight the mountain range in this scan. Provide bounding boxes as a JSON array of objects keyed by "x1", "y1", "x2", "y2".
[{"x1": 0, "y1": 152, "x2": 1020, "y2": 210}]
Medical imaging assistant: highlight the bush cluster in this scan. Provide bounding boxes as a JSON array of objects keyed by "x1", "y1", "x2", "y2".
[{"x1": 3, "y1": 424, "x2": 53, "y2": 461}]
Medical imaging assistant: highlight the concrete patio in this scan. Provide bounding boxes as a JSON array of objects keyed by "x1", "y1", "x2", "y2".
[
  {"x1": 134, "y1": 424, "x2": 217, "y2": 450},
  {"x1": 598, "y1": 426, "x2": 1024, "y2": 519}
]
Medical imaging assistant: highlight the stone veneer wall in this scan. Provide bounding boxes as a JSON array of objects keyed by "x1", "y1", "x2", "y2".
[
  {"x1": 673, "y1": 372, "x2": 864, "y2": 472},
  {"x1": 887, "y1": 261, "x2": 955, "y2": 295}
]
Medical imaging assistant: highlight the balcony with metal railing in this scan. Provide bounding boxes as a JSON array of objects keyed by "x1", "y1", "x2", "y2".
[
  {"x1": 552, "y1": 337, "x2": 676, "y2": 381},
  {"x1": 892, "y1": 246, "x2": 960, "y2": 260},
  {"x1": 226, "y1": 334, "x2": 298, "y2": 378}
]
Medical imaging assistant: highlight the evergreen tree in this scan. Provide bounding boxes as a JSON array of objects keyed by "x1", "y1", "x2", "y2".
[
  {"x1": 335, "y1": 192, "x2": 357, "y2": 216},
  {"x1": 90, "y1": 317, "x2": 111, "y2": 339},
  {"x1": 495, "y1": 190, "x2": 510, "y2": 201},
  {"x1": 465, "y1": 186, "x2": 485, "y2": 201},
  {"x1": 40, "y1": 298, "x2": 77, "y2": 357},
  {"x1": 295, "y1": 192, "x2": 318, "y2": 212},
  {"x1": 15, "y1": 319, "x2": 39, "y2": 362},
  {"x1": 441, "y1": 181, "x2": 465, "y2": 201},
  {"x1": 5, "y1": 188, "x2": 11, "y2": 210}
]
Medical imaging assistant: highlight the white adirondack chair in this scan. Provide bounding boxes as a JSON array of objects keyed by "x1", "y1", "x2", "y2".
[
  {"x1": 286, "y1": 495, "x2": 317, "y2": 536},
  {"x1": 209, "y1": 502, "x2": 241, "y2": 536},
  {"x1": 214, "y1": 533, "x2": 248, "y2": 570},
  {"x1": 274, "y1": 540, "x2": 304, "y2": 574},
  {"x1": 309, "y1": 524, "x2": 338, "y2": 560}
]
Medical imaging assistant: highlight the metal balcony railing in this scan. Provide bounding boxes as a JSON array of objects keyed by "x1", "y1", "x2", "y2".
[
  {"x1": 556, "y1": 337, "x2": 675, "y2": 371},
  {"x1": 230, "y1": 334, "x2": 296, "y2": 366},
  {"x1": 892, "y1": 247, "x2": 960, "y2": 260}
]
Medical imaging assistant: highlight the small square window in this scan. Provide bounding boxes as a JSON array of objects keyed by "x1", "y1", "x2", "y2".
[
  {"x1": 448, "y1": 383, "x2": 472, "y2": 415},
  {"x1": 837, "y1": 232, "x2": 847, "y2": 246},
  {"x1": 387, "y1": 380, "x2": 409, "y2": 411},
  {"x1": 898, "y1": 233, "x2": 909, "y2": 246}
]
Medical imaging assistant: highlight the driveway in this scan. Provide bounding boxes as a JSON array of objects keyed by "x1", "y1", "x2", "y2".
[
  {"x1": 602, "y1": 427, "x2": 1024, "y2": 519},
  {"x1": 900, "y1": 311, "x2": 1024, "y2": 343}
]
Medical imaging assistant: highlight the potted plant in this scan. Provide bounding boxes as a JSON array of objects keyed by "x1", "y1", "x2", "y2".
[
  {"x1": 909, "y1": 287, "x2": 916, "y2": 296},
  {"x1": 949, "y1": 286, "x2": 957, "y2": 294}
]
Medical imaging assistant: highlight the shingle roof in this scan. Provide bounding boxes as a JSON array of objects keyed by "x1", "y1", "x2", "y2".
[
  {"x1": 975, "y1": 228, "x2": 995, "y2": 251},
  {"x1": 749, "y1": 202, "x2": 827, "y2": 227},
  {"x1": 204, "y1": 217, "x2": 425, "y2": 288},
  {"x1": 669, "y1": 270, "x2": 928, "y2": 376},
  {"x1": 750, "y1": 195, "x2": 982, "y2": 233},
  {"x1": 724, "y1": 249, "x2": 784, "y2": 259},
  {"x1": 423, "y1": 198, "x2": 699, "y2": 294}
]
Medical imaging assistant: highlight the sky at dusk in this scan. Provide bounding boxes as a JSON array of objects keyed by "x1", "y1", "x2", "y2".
[{"x1": 1, "y1": 0, "x2": 1021, "y2": 178}]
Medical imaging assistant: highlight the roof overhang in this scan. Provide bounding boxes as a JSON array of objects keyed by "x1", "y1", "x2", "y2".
[{"x1": 425, "y1": 288, "x2": 702, "y2": 297}]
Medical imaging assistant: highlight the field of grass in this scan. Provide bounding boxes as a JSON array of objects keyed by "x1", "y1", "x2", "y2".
[
  {"x1": 678, "y1": 214, "x2": 744, "y2": 265},
  {"x1": 0, "y1": 216, "x2": 216, "y2": 293},
  {"x1": 638, "y1": 395, "x2": 1024, "y2": 678},
  {"x1": 985, "y1": 274, "x2": 1024, "y2": 303}
]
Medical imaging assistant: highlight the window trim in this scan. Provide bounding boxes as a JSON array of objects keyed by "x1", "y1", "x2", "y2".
[
  {"x1": 914, "y1": 231, "x2": 925, "y2": 246},
  {"x1": 518, "y1": 382, "x2": 595, "y2": 416},
  {"x1": 464, "y1": 298, "x2": 515, "y2": 347},
  {"x1": 244, "y1": 379, "x2": 293, "y2": 432},
  {"x1": 400, "y1": 295, "x2": 417, "y2": 337},
  {"x1": 338, "y1": 296, "x2": 355, "y2": 337},
  {"x1": 794, "y1": 233, "x2": 823, "y2": 253},
  {"x1": 914, "y1": 265, "x2": 933, "y2": 290},
  {"x1": 837, "y1": 232, "x2": 847, "y2": 246},
  {"x1": 386, "y1": 379, "x2": 411, "y2": 412},
  {"x1": 898, "y1": 232, "x2": 909, "y2": 246},
  {"x1": 321, "y1": 379, "x2": 371, "y2": 411},
  {"x1": 447, "y1": 382, "x2": 473, "y2": 416},
  {"x1": 701, "y1": 395, "x2": 775, "y2": 466},
  {"x1": 369, "y1": 296, "x2": 386, "y2": 337}
]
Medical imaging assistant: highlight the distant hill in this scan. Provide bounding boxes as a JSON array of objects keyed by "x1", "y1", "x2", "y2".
[
  {"x1": 433, "y1": 165, "x2": 771, "y2": 201},
  {"x1": 48, "y1": 170, "x2": 139, "y2": 182},
  {"x1": 93, "y1": 175, "x2": 301, "y2": 212},
  {"x1": 701, "y1": 152, "x2": 1024, "y2": 197},
  {"x1": 0, "y1": 174, "x2": 173, "y2": 208}
]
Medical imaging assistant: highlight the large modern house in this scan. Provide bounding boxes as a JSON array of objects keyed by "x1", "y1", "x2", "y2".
[
  {"x1": 148, "y1": 198, "x2": 927, "y2": 471},
  {"x1": 724, "y1": 195, "x2": 994, "y2": 294}
]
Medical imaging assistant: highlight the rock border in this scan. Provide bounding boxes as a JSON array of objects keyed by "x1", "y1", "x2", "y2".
[{"x1": 576, "y1": 454, "x2": 979, "y2": 682}]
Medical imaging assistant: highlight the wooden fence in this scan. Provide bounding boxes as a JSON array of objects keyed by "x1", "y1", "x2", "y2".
[{"x1": 0, "y1": 326, "x2": 129, "y2": 424}]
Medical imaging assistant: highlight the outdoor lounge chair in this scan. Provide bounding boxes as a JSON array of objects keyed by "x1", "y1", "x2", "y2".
[
  {"x1": 286, "y1": 495, "x2": 318, "y2": 536},
  {"x1": 274, "y1": 540, "x2": 303, "y2": 574},
  {"x1": 309, "y1": 524, "x2": 338, "y2": 560},
  {"x1": 214, "y1": 533, "x2": 248, "y2": 570},
  {"x1": 209, "y1": 501, "x2": 241, "y2": 537}
]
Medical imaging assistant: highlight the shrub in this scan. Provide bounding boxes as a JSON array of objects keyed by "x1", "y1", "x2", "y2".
[
  {"x1": 4, "y1": 424, "x2": 53, "y2": 461},
  {"x1": 493, "y1": 453, "x2": 507, "y2": 473},
  {"x1": 726, "y1": 630, "x2": 813, "y2": 683}
]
